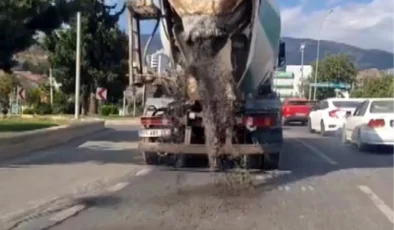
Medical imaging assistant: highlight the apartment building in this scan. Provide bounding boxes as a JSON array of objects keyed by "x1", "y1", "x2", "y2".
[{"x1": 273, "y1": 65, "x2": 312, "y2": 100}]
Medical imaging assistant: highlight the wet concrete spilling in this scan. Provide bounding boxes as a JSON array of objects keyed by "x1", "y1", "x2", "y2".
[{"x1": 186, "y1": 37, "x2": 237, "y2": 171}]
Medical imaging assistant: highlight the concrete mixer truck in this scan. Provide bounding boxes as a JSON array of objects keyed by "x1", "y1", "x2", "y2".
[{"x1": 128, "y1": 0, "x2": 286, "y2": 170}]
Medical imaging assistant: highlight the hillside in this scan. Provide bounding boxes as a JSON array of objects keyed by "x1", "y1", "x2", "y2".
[
  {"x1": 15, "y1": 35, "x2": 394, "y2": 71},
  {"x1": 140, "y1": 34, "x2": 394, "y2": 70}
]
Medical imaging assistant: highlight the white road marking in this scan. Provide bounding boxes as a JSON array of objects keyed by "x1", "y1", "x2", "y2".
[
  {"x1": 49, "y1": 204, "x2": 86, "y2": 222},
  {"x1": 285, "y1": 186, "x2": 290, "y2": 191},
  {"x1": 135, "y1": 167, "x2": 153, "y2": 176},
  {"x1": 106, "y1": 182, "x2": 129, "y2": 193},
  {"x1": 358, "y1": 185, "x2": 394, "y2": 224},
  {"x1": 255, "y1": 175, "x2": 265, "y2": 180},
  {"x1": 295, "y1": 139, "x2": 338, "y2": 165},
  {"x1": 301, "y1": 186, "x2": 306, "y2": 191},
  {"x1": 308, "y1": 186, "x2": 314, "y2": 191}
]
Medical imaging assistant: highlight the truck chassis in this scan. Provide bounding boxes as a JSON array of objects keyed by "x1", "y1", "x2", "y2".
[{"x1": 138, "y1": 100, "x2": 283, "y2": 170}]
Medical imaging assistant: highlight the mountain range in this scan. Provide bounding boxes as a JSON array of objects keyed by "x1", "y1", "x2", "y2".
[
  {"x1": 140, "y1": 34, "x2": 394, "y2": 70},
  {"x1": 15, "y1": 35, "x2": 393, "y2": 71}
]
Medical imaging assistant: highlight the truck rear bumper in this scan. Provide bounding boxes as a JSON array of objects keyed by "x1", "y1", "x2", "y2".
[{"x1": 138, "y1": 142, "x2": 282, "y2": 155}]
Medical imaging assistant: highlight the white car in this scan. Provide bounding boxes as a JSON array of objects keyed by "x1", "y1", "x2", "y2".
[
  {"x1": 308, "y1": 98, "x2": 365, "y2": 136},
  {"x1": 341, "y1": 98, "x2": 394, "y2": 151}
]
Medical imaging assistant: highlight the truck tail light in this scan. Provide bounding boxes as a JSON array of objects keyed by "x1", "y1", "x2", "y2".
[
  {"x1": 367, "y1": 119, "x2": 385, "y2": 128},
  {"x1": 243, "y1": 116, "x2": 276, "y2": 128},
  {"x1": 328, "y1": 110, "x2": 339, "y2": 118},
  {"x1": 140, "y1": 116, "x2": 172, "y2": 127}
]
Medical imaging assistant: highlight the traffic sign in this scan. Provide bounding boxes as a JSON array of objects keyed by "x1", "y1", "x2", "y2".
[
  {"x1": 310, "y1": 82, "x2": 351, "y2": 89},
  {"x1": 96, "y1": 87, "x2": 107, "y2": 100},
  {"x1": 17, "y1": 87, "x2": 25, "y2": 100}
]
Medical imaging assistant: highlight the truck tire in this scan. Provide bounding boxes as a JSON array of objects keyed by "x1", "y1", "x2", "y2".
[
  {"x1": 143, "y1": 152, "x2": 159, "y2": 165},
  {"x1": 263, "y1": 152, "x2": 280, "y2": 170},
  {"x1": 242, "y1": 155, "x2": 263, "y2": 170}
]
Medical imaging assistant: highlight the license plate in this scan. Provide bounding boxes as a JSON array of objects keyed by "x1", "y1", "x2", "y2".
[
  {"x1": 296, "y1": 113, "x2": 306, "y2": 116},
  {"x1": 139, "y1": 129, "x2": 171, "y2": 137}
]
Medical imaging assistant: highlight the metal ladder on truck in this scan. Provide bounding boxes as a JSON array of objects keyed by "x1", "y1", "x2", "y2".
[{"x1": 125, "y1": 0, "x2": 164, "y2": 115}]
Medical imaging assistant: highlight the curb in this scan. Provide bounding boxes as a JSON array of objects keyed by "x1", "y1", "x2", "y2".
[
  {"x1": 104, "y1": 118, "x2": 140, "y2": 126},
  {"x1": 0, "y1": 121, "x2": 105, "y2": 161}
]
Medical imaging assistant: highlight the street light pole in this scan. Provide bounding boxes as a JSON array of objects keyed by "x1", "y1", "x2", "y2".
[
  {"x1": 74, "y1": 12, "x2": 81, "y2": 119},
  {"x1": 300, "y1": 42, "x2": 305, "y2": 98},
  {"x1": 313, "y1": 9, "x2": 333, "y2": 100}
]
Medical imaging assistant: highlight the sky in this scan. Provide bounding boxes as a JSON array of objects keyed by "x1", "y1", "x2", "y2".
[{"x1": 114, "y1": 0, "x2": 393, "y2": 52}]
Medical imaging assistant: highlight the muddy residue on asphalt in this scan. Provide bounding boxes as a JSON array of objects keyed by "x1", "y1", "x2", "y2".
[
  {"x1": 145, "y1": 172, "x2": 277, "y2": 223},
  {"x1": 163, "y1": 36, "x2": 263, "y2": 212}
]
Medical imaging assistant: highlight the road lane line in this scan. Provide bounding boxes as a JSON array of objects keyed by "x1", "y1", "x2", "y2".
[
  {"x1": 135, "y1": 167, "x2": 153, "y2": 176},
  {"x1": 49, "y1": 204, "x2": 86, "y2": 222},
  {"x1": 358, "y1": 185, "x2": 394, "y2": 224},
  {"x1": 107, "y1": 182, "x2": 129, "y2": 193},
  {"x1": 294, "y1": 139, "x2": 338, "y2": 165}
]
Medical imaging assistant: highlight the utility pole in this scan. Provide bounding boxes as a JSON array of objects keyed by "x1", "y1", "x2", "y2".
[
  {"x1": 128, "y1": 9, "x2": 136, "y2": 116},
  {"x1": 74, "y1": 12, "x2": 81, "y2": 119},
  {"x1": 300, "y1": 42, "x2": 305, "y2": 98},
  {"x1": 49, "y1": 68, "x2": 53, "y2": 106}
]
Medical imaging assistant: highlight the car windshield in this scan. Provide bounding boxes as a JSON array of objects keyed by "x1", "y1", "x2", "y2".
[
  {"x1": 287, "y1": 100, "x2": 309, "y2": 105},
  {"x1": 332, "y1": 100, "x2": 362, "y2": 108},
  {"x1": 369, "y1": 100, "x2": 394, "y2": 113}
]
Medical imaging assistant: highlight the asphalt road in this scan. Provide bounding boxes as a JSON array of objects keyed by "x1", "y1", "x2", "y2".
[
  {"x1": 6, "y1": 125, "x2": 394, "y2": 230},
  {"x1": 0, "y1": 125, "x2": 145, "y2": 230}
]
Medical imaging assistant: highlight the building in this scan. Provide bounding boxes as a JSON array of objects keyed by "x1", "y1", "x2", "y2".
[
  {"x1": 385, "y1": 68, "x2": 394, "y2": 75},
  {"x1": 273, "y1": 65, "x2": 312, "y2": 100},
  {"x1": 147, "y1": 49, "x2": 172, "y2": 74}
]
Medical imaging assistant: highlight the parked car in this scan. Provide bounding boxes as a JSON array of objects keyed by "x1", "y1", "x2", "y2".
[
  {"x1": 341, "y1": 98, "x2": 394, "y2": 151},
  {"x1": 308, "y1": 98, "x2": 365, "y2": 135},
  {"x1": 281, "y1": 98, "x2": 311, "y2": 126}
]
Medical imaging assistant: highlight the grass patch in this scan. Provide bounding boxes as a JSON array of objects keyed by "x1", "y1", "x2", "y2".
[{"x1": 0, "y1": 118, "x2": 67, "y2": 132}]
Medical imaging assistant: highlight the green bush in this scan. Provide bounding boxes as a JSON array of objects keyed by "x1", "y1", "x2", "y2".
[
  {"x1": 34, "y1": 103, "x2": 53, "y2": 115},
  {"x1": 100, "y1": 104, "x2": 118, "y2": 116},
  {"x1": 23, "y1": 108, "x2": 35, "y2": 115}
]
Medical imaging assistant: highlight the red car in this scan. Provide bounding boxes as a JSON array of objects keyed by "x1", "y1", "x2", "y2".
[{"x1": 281, "y1": 98, "x2": 312, "y2": 126}]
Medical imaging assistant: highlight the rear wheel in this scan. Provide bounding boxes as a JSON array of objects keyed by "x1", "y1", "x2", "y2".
[
  {"x1": 320, "y1": 121, "x2": 327, "y2": 136},
  {"x1": 341, "y1": 127, "x2": 349, "y2": 144},
  {"x1": 282, "y1": 118, "x2": 287, "y2": 126},
  {"x1": 308, "y1": 118, "x2": 315, "y2": 133},
  {"x1": 242, "y1": 155, "x2": 263, "y2": 170},
  {"x1": 356, "y1": 131, "x2": 369, "y2": 152},
  {"x1": 143, "y1": 152, "x2": 159, "y2": 165}
]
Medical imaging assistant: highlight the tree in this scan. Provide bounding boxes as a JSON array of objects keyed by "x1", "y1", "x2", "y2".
[
  {"x1": 303, "y1": 54, "x2": 357, "y2": 100},
  {"x1": 351, "y1": 74, "x2": 394, "y2": 98},
  {"x1": 43, "y1": 0, "x2": 127, "y2": 115},
  {"x1": 0, "y1": 73, "x2": 19, "y2": 114},
  {"x1": 0, "y1": 0, "x2": 78, "y2": 72}
]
